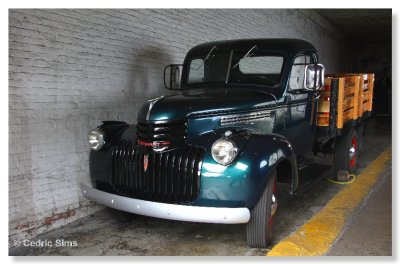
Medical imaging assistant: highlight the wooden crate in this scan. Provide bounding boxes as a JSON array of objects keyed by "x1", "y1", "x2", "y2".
[
  {"x1": 334, "y1": 73, "x2": 374, "y2": 117},
  {"x1": 316, "y1": 77, "x2": 334, "y2": 127},
  {"x1": 317, "y1": 73, "x2": 374, "y2": 129}
]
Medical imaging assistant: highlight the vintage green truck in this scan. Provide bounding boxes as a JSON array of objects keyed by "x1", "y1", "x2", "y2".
[{"x1": 83, "y1": 39, "x2": 373, "y2": 248}]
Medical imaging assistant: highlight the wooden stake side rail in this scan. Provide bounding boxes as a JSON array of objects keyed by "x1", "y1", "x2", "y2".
[{"x1": 317, "y1": 73, "x2": 374, "y2": 129}]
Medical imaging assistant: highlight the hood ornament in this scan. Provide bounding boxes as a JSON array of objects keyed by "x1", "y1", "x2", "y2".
[{"x1": 146, "y1": 95, "x2": 165, "y2": 120}]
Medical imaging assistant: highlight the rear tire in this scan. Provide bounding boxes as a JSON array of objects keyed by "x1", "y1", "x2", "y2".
[
  {"x1": 356, "y1": 124, "x2": 364, "y2": 151},
  {"x1": 334, "y1": 127, "x2": 358, "y2": 174},
  {"x1": 246, "y1": 170, "x2": 277, "y2": 248}
]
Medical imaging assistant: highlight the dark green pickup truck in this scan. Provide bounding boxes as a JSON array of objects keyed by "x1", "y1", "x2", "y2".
[{"x1": 83, "y1": 38, "x2": 368, "y2": 248}]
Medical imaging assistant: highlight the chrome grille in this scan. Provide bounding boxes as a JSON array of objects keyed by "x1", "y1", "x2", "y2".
[
  {"x1": 111, "y1": 140, "x2": 205, "y2": 203},
  {"x1": 136, "y1": 120, "x2": 186, "y2": 143}
]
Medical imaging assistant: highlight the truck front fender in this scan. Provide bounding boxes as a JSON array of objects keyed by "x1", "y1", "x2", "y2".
[
  {"x1": 89, "y1": 121, "x2": 130, "y2": 187},
  {"x1": 189, "y1": 130, "x2": 298, "y2": 209},
  {"x1": 241, "y1": 133, "x2": 299, "y2": 197}
]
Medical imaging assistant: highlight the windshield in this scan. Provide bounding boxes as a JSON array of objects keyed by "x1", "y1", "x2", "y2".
[{"x1": 186, "y1": 48, "x2": 285, "y2": 87}]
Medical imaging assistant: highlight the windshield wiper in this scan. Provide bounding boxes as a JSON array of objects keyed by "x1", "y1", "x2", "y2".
[
  {"x1": 232, "y1": 45, "x2": 257, "y2": 69},
  {"x1": 195, "y1": 45, "x2": 217, "y2": 70}
]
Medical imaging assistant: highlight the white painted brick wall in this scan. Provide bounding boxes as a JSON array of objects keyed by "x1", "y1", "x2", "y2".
[{"x1": 9, "y1": 9, "x2": 350, "y2": 242}]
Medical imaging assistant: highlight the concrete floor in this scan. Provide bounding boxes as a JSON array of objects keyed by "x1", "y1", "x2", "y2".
[
  {"x1": 328, "y1": 164, "x2": 392, "y2": 256},
  {"x1": 9, "y1": 117, "x2": 392, "y2": 256}
]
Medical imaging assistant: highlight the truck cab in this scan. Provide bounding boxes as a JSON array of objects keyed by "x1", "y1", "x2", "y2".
[{"x1": 83, "y1": 39, "x2": 336, "y2": 248}]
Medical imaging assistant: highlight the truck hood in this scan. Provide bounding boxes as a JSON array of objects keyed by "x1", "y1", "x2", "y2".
[{"x1": 138, "y1": 87, "x2": 277, "y2": 121}]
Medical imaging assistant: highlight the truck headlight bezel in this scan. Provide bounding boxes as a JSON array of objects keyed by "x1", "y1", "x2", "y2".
[
  {"x1": 211, "y1": 138, "x2": 238, "y2": 166},
  {"x1": 88, "y1": 128, "x2": 105, "y2": 151}
]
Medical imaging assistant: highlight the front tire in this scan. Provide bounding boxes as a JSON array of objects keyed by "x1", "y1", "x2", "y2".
[
  {"x1": 334, "y1": 127, "x2": 358, "y2": 173},
  {"x1": 246, "y1": 170, "x2": 277, "y2": 248}
]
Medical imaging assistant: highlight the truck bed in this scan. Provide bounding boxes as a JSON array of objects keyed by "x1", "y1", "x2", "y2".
[{"x1": 317, "y1": 73, "x2": 374, "y2": 133}]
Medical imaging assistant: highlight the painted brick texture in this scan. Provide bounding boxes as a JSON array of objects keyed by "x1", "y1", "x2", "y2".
[{"x1": 9, "y1": 9, "x2": 350, "y2": 242}]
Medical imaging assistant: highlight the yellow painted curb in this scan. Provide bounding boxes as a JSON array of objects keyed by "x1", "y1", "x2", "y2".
[{"x1": 267, "y1": 146, "x2": 392, "y2": 256}]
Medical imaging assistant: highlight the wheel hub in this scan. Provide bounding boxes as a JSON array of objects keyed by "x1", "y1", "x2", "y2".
[
  {"x1": 349, "y1": 136, "x2": 357, "y2": 167},
  {"x1": 349, "y1": 146, "x2": 356, "y2": 159}
]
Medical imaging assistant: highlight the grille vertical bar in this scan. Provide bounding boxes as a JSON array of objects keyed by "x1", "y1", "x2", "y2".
[{"x1": 111, "y1": 140, "x2": 204, "y2": 203}]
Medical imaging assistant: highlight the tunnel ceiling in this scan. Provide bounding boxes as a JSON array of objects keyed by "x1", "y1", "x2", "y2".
[{"x1": 316, "y1": 9, "x2": 392, "y2": 44}]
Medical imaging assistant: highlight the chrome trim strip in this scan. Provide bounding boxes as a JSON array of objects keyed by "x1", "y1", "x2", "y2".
[
  {"x1": 146, "y1": 95, "x2": 164, "y2": 120},
  {"x1": 81, "y1": 184, "x2": 250, "y2": 224},
  {"x1": 221, "y1": 110, "x2": 272, "y2": 125}
]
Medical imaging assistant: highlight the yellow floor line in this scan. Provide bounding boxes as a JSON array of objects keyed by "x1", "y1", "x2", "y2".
[{"x1": 267, "y1": 146, "x2": 392, "y2": 256}]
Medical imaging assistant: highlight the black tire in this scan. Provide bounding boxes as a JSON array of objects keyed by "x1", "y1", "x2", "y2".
[
  {"x1": 246, "y1": 170, "x2": 277, "y2": 248},
  {"x1": 334, "y1": 127, "x2": 358, "y2": 174},
  {"x1": 356, "y1": 124, "x2": 364, "y2": 151},
  {"x1": 106, "y1": 208, "x2": 136, "y2": 223}
]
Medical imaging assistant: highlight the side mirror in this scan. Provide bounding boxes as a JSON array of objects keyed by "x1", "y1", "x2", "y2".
[
  {"x1": 164, "y1": 64, "x2": 182, "y2": 90},
  {"x1": 304, "y1": 63, "x2": 325, "y2": 90}
]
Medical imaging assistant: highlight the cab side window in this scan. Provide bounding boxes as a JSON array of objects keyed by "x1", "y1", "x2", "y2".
[{"x1": 289, "y1": 55, "x2": 312, "y2": 90}]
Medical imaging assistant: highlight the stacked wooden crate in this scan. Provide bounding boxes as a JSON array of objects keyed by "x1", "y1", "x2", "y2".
[{"x1": 317, "y1": 73, "x2": 374, "y2": 129}]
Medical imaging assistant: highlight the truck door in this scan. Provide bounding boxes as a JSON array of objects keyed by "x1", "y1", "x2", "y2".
[{"x1": 282, "y1": 54, "x2": 318, "y2": 162}]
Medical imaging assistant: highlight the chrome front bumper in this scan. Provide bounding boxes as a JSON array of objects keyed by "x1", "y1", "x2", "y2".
[{"x1": 81, "y1": 184, "x2": 250, "y2": 224}]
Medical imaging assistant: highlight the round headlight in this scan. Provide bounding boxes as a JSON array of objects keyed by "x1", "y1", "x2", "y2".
[
  {"x1": 88, "y1": 129, "x2": 105, "y2": 151},
  {"x1": 211, "y1": 138, "x2": 237, "y2": 166}
]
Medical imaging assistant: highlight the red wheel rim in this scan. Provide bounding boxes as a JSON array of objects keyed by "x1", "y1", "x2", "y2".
[{"x1": 349, "y1": 136, "x2": 357, "y2": 168}]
